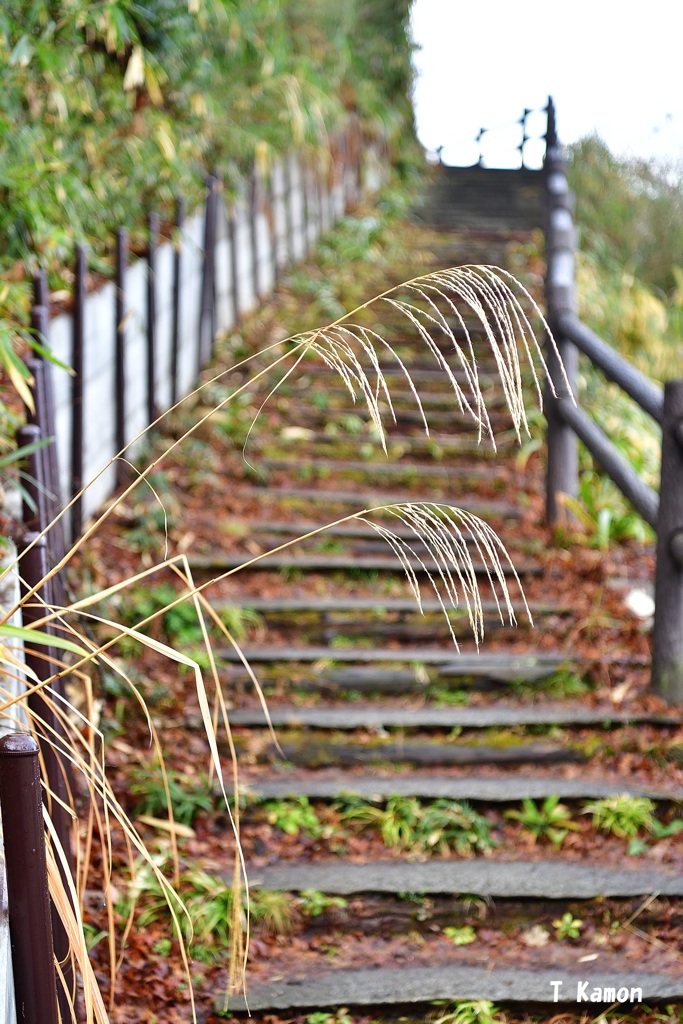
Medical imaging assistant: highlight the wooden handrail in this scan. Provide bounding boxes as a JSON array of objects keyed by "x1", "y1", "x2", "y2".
[{"x1": 543, "y1": 99, "x2": 683, "y2": 703}]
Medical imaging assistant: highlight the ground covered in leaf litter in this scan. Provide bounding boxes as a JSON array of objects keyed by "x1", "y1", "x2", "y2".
[{"x1": 69, "y1": 202, "x2": 683, "y2": 1024}]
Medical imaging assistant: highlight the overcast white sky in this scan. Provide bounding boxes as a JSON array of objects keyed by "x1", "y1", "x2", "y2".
[{"x1": 410, "y1": 0, "x2": 683, "y2": 168}]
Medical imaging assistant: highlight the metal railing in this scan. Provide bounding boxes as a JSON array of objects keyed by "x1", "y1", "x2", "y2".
[
  {"x1": 543, "y1": 98, "x2": 683, "y2": 703},
  {"x1": 435, "y1": 100, "x2": 552, "y2": 169},
  {"x1": 0, "y1": 126, "x2": 375, "y2": 1023}
]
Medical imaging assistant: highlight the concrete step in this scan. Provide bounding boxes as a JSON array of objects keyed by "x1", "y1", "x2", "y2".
[
  {"x1": 249, "y1": 859, "x2": 683, "y2": 898},
  {"x1": 220, "y1": 962, "x2": 682, "y2": 1012},
  {"x1": 243, "y1": 773, "x2": 683, "y2": 804}
]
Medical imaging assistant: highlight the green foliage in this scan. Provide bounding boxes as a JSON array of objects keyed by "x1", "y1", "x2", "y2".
[
  {"x1": 129, "y1": 763, "x2": 213, "y2": 826},
  {"x1": 334, "y1": 796, "x2": 495, "y2": 856},
  {"x1": 559, "y1": 362, "x2": 660, "y2": 549},
  {"x1": 552, "y1": 911, "x2": 583, "y2": 940},
  {"x1": 505, "y1": 795, "x2": 579, "y2": 848},
  {"x1": 306, "y1": 1010, "x2": 353, "y2": 1024},
  {"x1": 511, "y1": 668, "x2": 589, "y2": 699},
  {"x1": 126, "y1": 862, "x2": 292, "y2": 952},
  {"x1": 261, "y1": 796, "x2": 326, "y2": 837},
  {"x1": 443, "y1": 925, "x2": 477, "y2": 946},
  {"x1": 298, "y1": 890, "x2": 348, "y2": 917},
  {"x1": 0, "y1": 0, "x2": 419, "y2": 457},
  {"x1": 115, "y1": 582, "x2": 206, "y2": 656},
  {"x1": 569, "y1": 136, "x2": 683, "y2": 299},
  {"x1": 433, "y1": 1001, "x2": 504, "y2": 1024},
  {"x1": 582, "y1": 795, "x2": 656, "y2": 839},
  {"x1": 565, "y1": 135, "x2": 682, "y2": 548},
  {"x1": 249, "y1": 889, "x2": 294, "y2": 934}
]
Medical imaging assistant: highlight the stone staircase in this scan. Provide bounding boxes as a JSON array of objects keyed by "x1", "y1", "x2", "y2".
[{"x1": 119, "y1": 168, "x2": 683, "y2": 1022}]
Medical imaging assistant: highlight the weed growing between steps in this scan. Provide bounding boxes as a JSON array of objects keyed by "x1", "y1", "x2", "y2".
[{"x1": 0, "y1": 241, "x2": 570, "y2": 1021}]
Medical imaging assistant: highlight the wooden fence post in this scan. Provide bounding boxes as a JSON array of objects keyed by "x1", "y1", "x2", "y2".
[
  {"x1": 651, "y1": 380, "x2": 683, "y2": 703},
  {"x1": 544, "y1": 146, "x2": 579, "y2": 523}
]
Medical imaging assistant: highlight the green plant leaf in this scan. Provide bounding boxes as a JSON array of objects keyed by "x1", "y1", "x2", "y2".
[{"x1": 0, "y1": 623, "x2": 90, "y2": 658}]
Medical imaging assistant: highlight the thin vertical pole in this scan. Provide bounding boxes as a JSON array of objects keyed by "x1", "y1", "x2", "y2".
[
  {"x1": 147, "y1": 212, "x2": 159, "y2": 424},
  {"x1": 71, "y1": 244, "x2": 85, "y2": 540},
  {"x1": 544, "y1": 144, "x2": 579, "y2": 522},
  {"x1": 228, "y1": 200, "x2": 240, "y2": 326},
  {"x1": 17, "y1": 423, "x2": 46, "y2": 535},
  {"x1": 29, "y1": 294, "x2": 60, "y2": 533},
  {"x1": 283, "y1": 154, "x2": 294, "y2": 266},
  {"x1": 519, "y1": 108, "x2": 530, "y2": 168},
  {"x1": 33, "y1": 268, "x2": 48, "y2": 310},
  {"x1": 651, "y1": 381, "x2": 683, "y2": 703},
  {"x1": 302, "y1": 159, "x2": 311, "y2": 256},
  {"x1": 20, "y1": 533, "x2": 74, "y2": 1020},
  {"x1": 317, "y1": 159, "x2": 325, "y2": 233},
  {"x1": 545, "y1": 95, "x2": 558, "y2": 152},
  {"x1": 0, "y1": 733, "x2": 60, "y2": 1024},
  {"x1": 268, "y1": 172, "x2": 279, "y2": 287},
  {"x1": 354, "y1": 120, "x2": 363, "y2": 200},
  {"x1": 24, "y1": 349, "x2": 67, "y2": 609},
  {"x1": 171, "y1": 196, "x2": 184, "y2": 407},
  {"x1": 249, "y1": 168, "x2": 260, "y2": 303},
  {"x1": 199, "y1": 176, "x2": 217, "y2": 374},
  {"x1": 327, "y1": 150, "x2": 336, "y2": 227},
  {"x1": 115, "y1": 228, "x2": 128, "y2": 481},
  {"x1": 209, "y1": 175, "x2": 219, "y2": 358}
]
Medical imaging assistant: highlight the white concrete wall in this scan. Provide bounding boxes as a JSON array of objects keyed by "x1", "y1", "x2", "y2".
[{"x1": 41, "y1": 145, "x2": 380, "y2": 536}]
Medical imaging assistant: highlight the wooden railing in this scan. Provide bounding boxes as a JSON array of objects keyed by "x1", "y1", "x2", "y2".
[{"x1": 543, "y1": 98, "x2": 683, "y2": 704}]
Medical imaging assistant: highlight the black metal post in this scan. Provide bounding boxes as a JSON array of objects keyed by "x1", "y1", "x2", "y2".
[
  {"x1": 33, "y1": 268, "x2": 48, "y2": 310},
  {"x1": 171, "y1": 195, "x2": 184, "y2": 407},
  {"x1": 518, "y1": 107, "x2": 530, "y2": 168},
  {"x1": 209, "y1": 175, "x2": 219, "y2": 359},
  {"x1": 20, "y1": 532, "x2": 75, "y2": 1020},
  {"x1": 317, "y1": 160, "x2": 325, "y2": 233},
  {"x1": 326, "y1": 153, "x2": 335, "y2": 228},
  {"x1": 283, "y1": 154, "x2": 294, "y2": 266},
  {"x1": 268, "y1": 172, "x2": 279, "y2": 288},
  {"x1": 228, "y1": 200, "x2": 241, "y2": 326},
  {"x1": 24, "y1": 348, "x2": 67, "y2": 606},
  {"x1": 249, "y1": 168, "x2": 261, "y2": 304},
  {"x1": 652, "y1": 381, "x2": 683, "y2": 703},
  {"x1": 545, "y1": 95, "x2": 558, "y2": 152},
  {"x1": 17, "y1": 423, "x2": 47, "y2": 535},
  {"x1": 28, "y1": 297, "x2": 60, "y2": 530},
  {"x1": 302, "y1": 159, "x2": 311, "y2": 256},
  {"x1": 199, "y1": 176, "x2": 217, "y2": 374},
  {"x1": 0, "y1": 733, "x2": 60, "y2": 1024},
  {"x1": 147, "y1": 212, "x2": 159, "y2": 425},
  {"x1": 71, "y1": 244, "x2": 86, "y2": 541},
  {"x1": 115, "y1": 227, "x2": 128, "y2": 480}
]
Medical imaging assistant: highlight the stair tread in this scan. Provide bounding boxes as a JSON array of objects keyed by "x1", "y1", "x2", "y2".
[
  {"x1": 249, "y1": 858, "x2": 683, "y2": 897},
  {"x1": 221, "y1": 962, "x2": 683, "y2": 1012},
  {"x1": 243, "y1": 772, "x2": 683, "y2": 803},
  {"x1": 217, "y1": 595, "x2": 567, "y2": 614},
  {"x1": 213, "y1": 485, "x2": 522, "y2": 516},
  {"x1": 227, "y1": 704, "x2": 679, "y2": 729},
  {"x1": 218, "y1": 646, "x2": 565, "y2": 668},
  {"x1": 192, "y1": 552, "x2": 540, "y2": 574}
]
